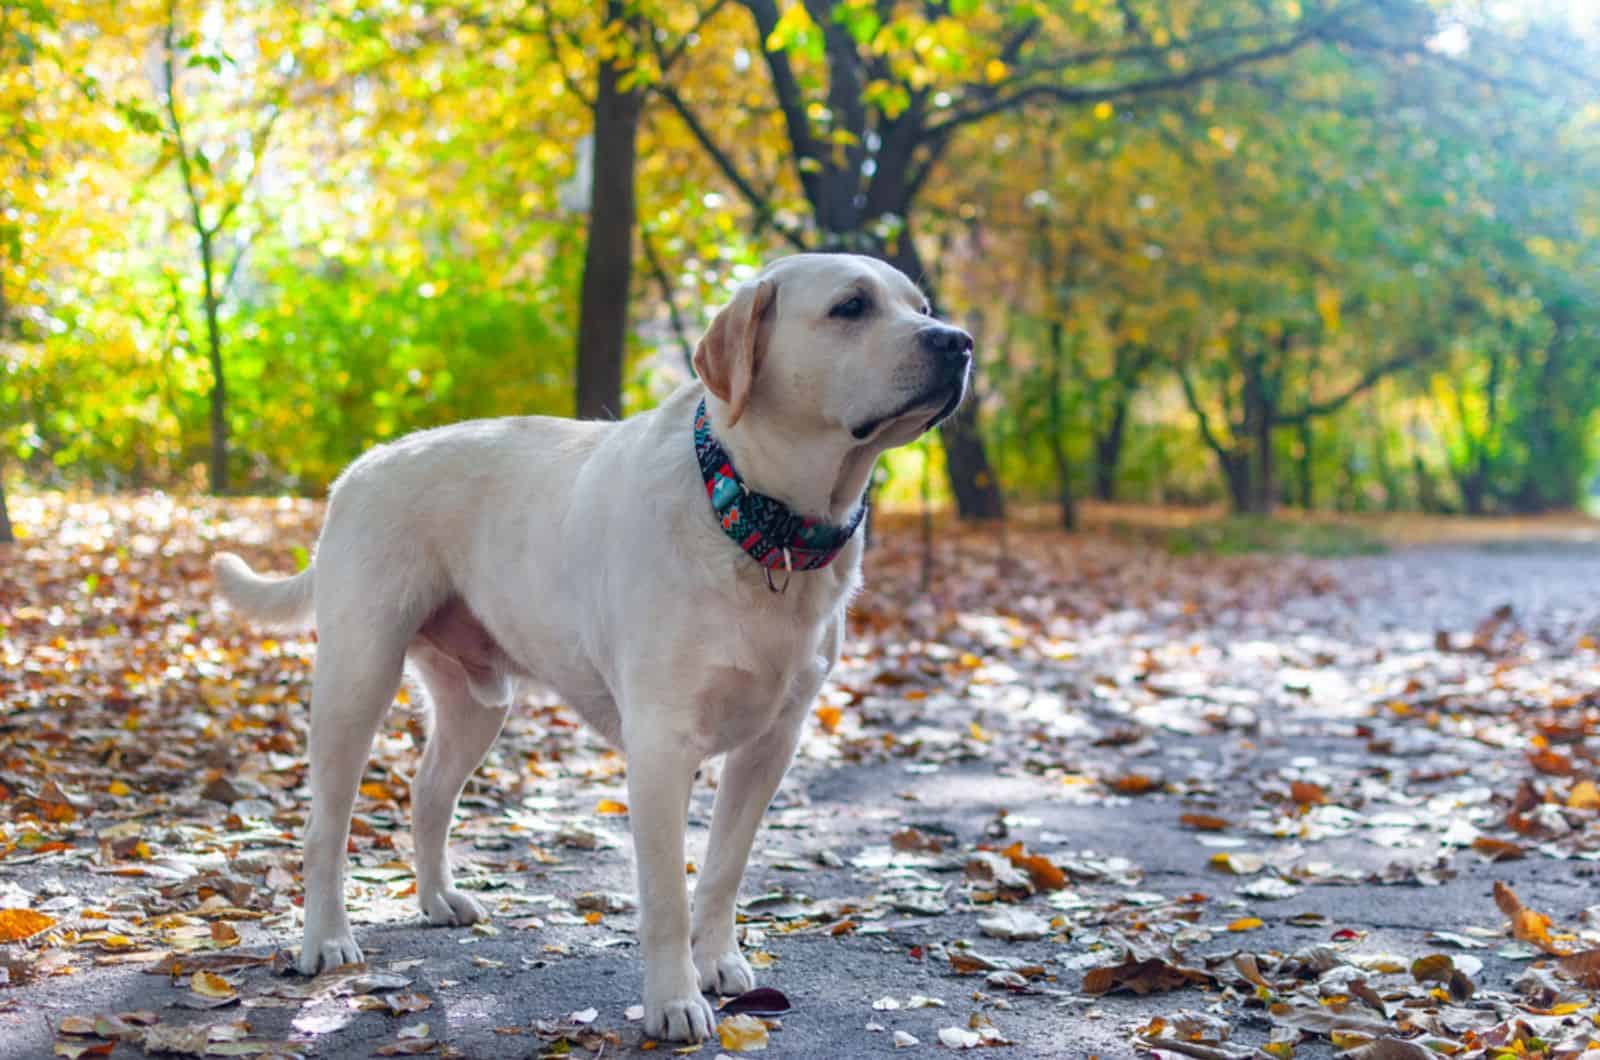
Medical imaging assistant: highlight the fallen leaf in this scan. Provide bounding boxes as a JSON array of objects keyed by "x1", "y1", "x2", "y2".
[
  {"x1": 978, "y1": 908, "x2": 1051, "y2": 941},
  {"x1": 1002, "y1": 842, "x2": 1067, "y2": 890},
  {"x1": 1082, "y1": 948, "x2": 1213, "y2": 996},
  {"x1": 0, "y1": 909, "x2": 56, "y2": 942},
  {"x1": 716, "y1": 1013, "x2": 769, "y2": 1051},
  {"x1": 938, "y1": 1026, "x2": 981, "y2": 1049},
  {"x1": 1290, "y1": 781, "x2": 1327, "y2": 806},
  {"x1": 1568, "y1": 780, "x2": 1600, "y2": 810},
  {"x1": 189, "y1": 971, "x2": 236, "y2": 999},
  {"x1": 386, "y1": 993, "x2": 433, "y2": 1015},
  {"x1": 720, "y1": 988, "x2": 790, "y2": 1016},
  {"x1": 1557, "y1": 948, "x2": 1600, "y2": 987},
  {"x1": 1109, "y1": 772, "x2": 1163, "y2": 795},
  {"x1": 1471, "y1": 836, "x2": 1524, "y2": 861},
  {"x1": 1494, "y1": 881, "x2": 1566, "y2": 954}
]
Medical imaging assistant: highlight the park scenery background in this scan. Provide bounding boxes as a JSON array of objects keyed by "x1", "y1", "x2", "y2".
[
  {"x1": 2, "y1": 0, "x2": 1598, "y2": 523},
  {"x1": 4, "y1": 2, "x2": 1600, "y2": 1060}
]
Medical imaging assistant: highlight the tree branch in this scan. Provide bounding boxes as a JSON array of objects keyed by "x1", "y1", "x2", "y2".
[
  {"x1": 926, "y1": 22, "x2": 1327, "y2": 135},
  {"x1": 654, "y1": 84, "x2": 807, "y2": 248},
  {"x1": 160, "y1": 3, "x2": 211, "y2": 241},
  {"x1": 639, "y1": 226, "x2": 695, "y2": 375},
  {"x1": 544, "y1": 13, "x2": 595, "y2": 109},
  {"x1": 659, "y1": 0, "x2": 732, "y2": 74},
  {"x1": 739, "y1": 0, "x2": 825, "y2": 206},
  {"x1": 1280, "y1": 344, "x2": 1431, "y2": 424},
  {"x1": 1176, "y1": 357, "x2": 1231, "y2": 460}
]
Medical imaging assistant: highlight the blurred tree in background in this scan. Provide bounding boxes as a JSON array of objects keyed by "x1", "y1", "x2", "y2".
[{"x1": 1, "y1": 0, "x2": 1596, "y2": 525}]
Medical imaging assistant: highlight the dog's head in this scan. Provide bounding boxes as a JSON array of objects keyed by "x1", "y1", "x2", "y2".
[{"x1": 693, "y1": 253, "x2": 972, "y2": 450}]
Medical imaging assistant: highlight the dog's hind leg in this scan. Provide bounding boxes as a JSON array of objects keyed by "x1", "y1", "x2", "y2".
[
  {"x1": 408, "y1": 649, "x2": 507, "y2": 927},
  {"x1": 298, "y1": 632, "x2": 408, "y2": 976}
]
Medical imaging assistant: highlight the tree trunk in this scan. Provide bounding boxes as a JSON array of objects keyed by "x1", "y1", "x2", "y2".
[
  {"x1": 1413, "y1": 453, "x2": 1444, "y2": 513},
  {"x1": 1092, "y1": 396, "x2": 1129, "y2": 502},
  {"x1": 1460, "y1": 467, "x2": 1487, "y2": 516},
  {"x1": 574, "y1": 11, "x2": 642, "y2": 421},
  {"x1": 1238, "y1": 360, "x2": 1275, "y2": 515},
  {"x1": 1222, "y1": 452, "x2": 1253, "y2": 514},
  {"x1": 1295, "y1": 418, "x2": 1313, "y2": 509},
  {"x1": 198, "y1": 229, "x2": 229, "y2": 495},
  {"x1": 0, "y1": 270, "x2": 11, "y2": 542},
  {"x1": 1047, "y1": 321, "x2": 1076, "y2": 530},
  {"x1": 1373, "y1": 430, "x2": 1401, "y2": 511},
  {"x1": 886, "y1": 231, "x2": 1004, "y2": 520}
]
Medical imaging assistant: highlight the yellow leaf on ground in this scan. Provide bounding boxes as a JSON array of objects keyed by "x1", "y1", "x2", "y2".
[
  {"x1": 716, "y1": 1013, "x2": 769, "y2": 1052},
  {"x1": 1569, "y1": 780, "x2": 1600, "y2": 810},
  {"x1": 190, "y1": 971, "x2": 236, "y2": 998},
  {"x1": 1228, "y1": 917, "x2": 1264, "y2": 932},
  {"x1": 0, "y1": 908, "x2": 56, "y2": 942},
  {"x1": 594, "y1": 798, "x2": 628, "y2": 816},
  {"x1": 815, "y1": 705, "x2": 842, "y2": 733}
]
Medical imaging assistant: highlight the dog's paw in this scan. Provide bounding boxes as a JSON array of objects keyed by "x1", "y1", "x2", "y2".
[
  {"x1": 297, "y1": 933, "x2": 362, "y2": 976},
  {"x1": 694, "y1": 947, "x2": 755, "y2": 996},
  {"x1": 419, "y1": 887, "x2": 487, "y2": 927},
  {"x1": 643, "y1": 992, "x2": 716, "y2": 1043}
]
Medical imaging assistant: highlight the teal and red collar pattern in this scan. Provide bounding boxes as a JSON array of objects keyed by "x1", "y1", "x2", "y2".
[{"x1": 693, "y1": 399, "x2": 865, "y2": 588}]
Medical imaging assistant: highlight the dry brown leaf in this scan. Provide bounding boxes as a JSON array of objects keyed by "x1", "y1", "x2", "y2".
[
  {"x1": 1557, "y1": 948, "x2": 1600, "y2": 987},
  {"x1": 1082, "y1": 949, "x2": 1213, "y2": 996},
  {"x1": 1289, "y1": 781, "x2": 1327, "y2": 806},
  {"x1": 1002, "y1": 842, "x2": 1067, "y2": 891},
  {"x1": 1108, "y1": 772, "x2": 1163, "y2": 795},
  {"x1": 1471, "y1": 837, "x2": 1524, "y2": 861}
]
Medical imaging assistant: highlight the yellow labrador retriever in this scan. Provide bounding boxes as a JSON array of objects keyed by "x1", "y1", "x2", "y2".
[{"x1": 211, "y1": 253, "x2": 972, "y2": 1041}]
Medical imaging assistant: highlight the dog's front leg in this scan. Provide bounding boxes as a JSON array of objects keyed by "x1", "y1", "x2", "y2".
[
  {"x1": 690, "y1": 704, "x2": 805, "y2": 995},
  {"x1": 626, "y1": 739, "x2": 716, "y2": 1042}
]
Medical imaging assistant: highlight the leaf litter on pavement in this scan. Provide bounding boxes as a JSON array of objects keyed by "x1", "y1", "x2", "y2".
[{"x1": 2, "y1": 495, "x2": 1599, "y2": 1057}]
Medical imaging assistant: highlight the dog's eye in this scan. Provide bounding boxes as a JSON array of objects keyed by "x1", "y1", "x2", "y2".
[{"x1": 830, "y1": 295, "x2": 869, "y2": 320}]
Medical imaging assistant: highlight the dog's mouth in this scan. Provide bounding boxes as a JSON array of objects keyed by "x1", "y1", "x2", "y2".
[{"x1": 850, "y1": 371, "x2": 969, "y2": 442}]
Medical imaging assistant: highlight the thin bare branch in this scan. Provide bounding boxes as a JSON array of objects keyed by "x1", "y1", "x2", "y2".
[{"x1": 655, "y1": 84, "x2": 808, "y2": 248}]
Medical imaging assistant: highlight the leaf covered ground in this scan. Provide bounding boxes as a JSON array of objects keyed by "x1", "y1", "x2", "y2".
[{"x1": 3, "y1": 495, "x2": 1600, "y2": 1059}]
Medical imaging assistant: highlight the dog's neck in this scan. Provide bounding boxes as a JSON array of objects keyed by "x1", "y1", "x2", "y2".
[{"x1": 704, "y1": 400, "x2": 878, "y2": 527}]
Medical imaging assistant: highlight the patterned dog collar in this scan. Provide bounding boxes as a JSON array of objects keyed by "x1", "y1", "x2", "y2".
[{"x1": 693, "y1": 398, "x2": 865, "y2": 590}]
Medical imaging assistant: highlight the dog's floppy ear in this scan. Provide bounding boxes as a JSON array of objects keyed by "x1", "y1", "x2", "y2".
[{"x1": 693, "y1": 278, "x2": 776, "y2": 427}]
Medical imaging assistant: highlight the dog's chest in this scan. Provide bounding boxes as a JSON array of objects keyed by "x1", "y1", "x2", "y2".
[{"x1": 688, "y1": 584, "x2": 840, "y2": 753}]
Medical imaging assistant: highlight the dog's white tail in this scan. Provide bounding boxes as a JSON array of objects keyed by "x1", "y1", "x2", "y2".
[{"x1": 212, "y1": 552, "x2": 316, "y2": 628}]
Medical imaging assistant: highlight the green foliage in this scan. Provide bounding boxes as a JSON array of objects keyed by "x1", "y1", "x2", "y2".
[
  {"x1": 1, "y1": 0, "x2": 1596, "y2": 517},
  {"x1": 1159, "y1": 517, "x2": 1387, "y2": 557}
]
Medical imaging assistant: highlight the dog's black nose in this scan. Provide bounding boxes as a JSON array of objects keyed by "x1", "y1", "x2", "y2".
[{"x1": 920, "y1": 325, "x2": 974, "y2": 377}]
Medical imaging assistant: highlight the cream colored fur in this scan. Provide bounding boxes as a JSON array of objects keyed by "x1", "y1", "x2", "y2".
[{"x1": 210, "y1": 253, "x2": 971, "y2": 1042}]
